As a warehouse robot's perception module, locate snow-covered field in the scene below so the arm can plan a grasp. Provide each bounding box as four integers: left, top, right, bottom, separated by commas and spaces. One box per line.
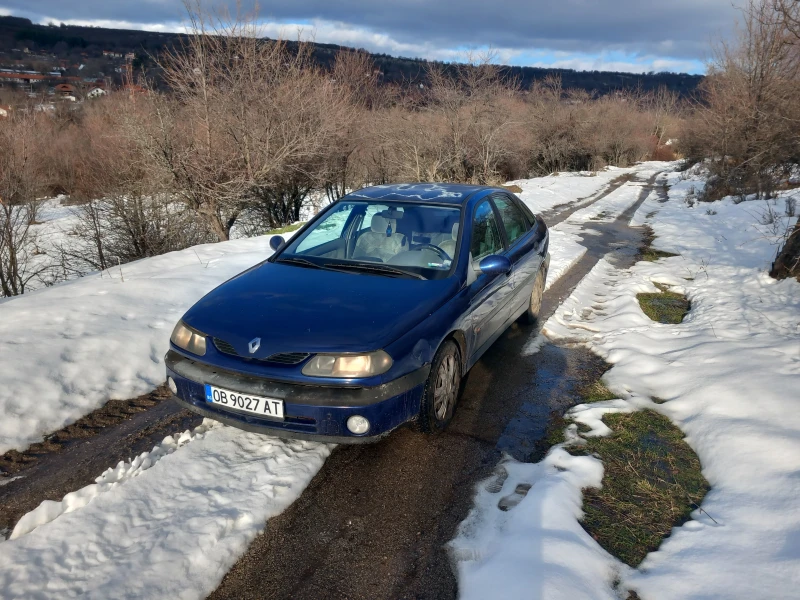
450, 169, 800, 598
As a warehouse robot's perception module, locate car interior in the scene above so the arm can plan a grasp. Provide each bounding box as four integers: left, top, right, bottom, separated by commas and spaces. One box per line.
291, 203, 462, 271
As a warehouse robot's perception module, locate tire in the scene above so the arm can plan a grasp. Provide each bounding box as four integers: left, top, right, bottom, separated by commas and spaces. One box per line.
521, 266, 546, 325
415, 340, 462, 434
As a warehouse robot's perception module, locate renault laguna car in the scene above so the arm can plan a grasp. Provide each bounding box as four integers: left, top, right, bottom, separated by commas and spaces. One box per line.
166, 183, 549, 442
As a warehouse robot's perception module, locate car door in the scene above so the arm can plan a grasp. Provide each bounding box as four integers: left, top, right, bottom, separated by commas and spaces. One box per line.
491, 193, 542, 316
466, 199, 514, 359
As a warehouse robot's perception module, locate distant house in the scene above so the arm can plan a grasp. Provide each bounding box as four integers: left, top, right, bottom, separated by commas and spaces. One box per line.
102, 50, 123, 59
54, 83, 76, 97
87, 87, 107, 99
125, 52, 136, 61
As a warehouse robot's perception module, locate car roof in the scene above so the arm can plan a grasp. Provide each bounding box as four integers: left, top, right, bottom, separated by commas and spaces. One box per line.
345, 183, 499, 205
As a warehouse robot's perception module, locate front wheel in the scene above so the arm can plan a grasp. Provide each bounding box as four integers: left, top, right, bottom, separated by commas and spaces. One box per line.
415, 340, 462, 433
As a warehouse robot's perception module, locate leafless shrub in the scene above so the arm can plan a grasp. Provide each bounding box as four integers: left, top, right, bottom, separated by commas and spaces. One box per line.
0, 111, 53, 296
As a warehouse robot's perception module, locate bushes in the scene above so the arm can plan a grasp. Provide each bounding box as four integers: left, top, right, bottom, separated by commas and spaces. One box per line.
678, 0, 800, 278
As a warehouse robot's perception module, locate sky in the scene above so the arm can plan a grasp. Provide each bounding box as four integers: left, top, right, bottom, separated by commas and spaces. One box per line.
0, 1, 742, 74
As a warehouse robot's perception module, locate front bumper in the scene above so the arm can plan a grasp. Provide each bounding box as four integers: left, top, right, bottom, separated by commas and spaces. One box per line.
165, 350, 428, 443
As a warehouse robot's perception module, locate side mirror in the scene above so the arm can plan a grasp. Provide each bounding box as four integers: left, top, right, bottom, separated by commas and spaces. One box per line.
478, 255, 512, 277
269, 235, 285, 251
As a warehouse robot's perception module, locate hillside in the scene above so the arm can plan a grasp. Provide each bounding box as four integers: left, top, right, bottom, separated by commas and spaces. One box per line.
0, 15, 702, 95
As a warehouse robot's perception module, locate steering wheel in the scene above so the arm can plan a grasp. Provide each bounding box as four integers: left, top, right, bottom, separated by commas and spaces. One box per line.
412, 243, 452, 262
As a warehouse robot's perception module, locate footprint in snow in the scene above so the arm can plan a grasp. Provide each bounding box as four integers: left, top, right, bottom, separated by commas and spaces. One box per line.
484, 465, 508, 493
498, 483, 532, 512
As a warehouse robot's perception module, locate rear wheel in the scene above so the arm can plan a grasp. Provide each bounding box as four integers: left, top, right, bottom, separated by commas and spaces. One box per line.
415, 340, 462, 433
521, 267, 546, 325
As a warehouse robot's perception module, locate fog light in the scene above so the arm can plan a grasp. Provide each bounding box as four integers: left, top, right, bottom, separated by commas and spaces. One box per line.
167, 377, 178, 395
346, 415, 370, 435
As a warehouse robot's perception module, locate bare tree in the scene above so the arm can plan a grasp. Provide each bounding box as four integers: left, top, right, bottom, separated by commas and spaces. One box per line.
0, 111, 49, 296
150, 1, 353, 239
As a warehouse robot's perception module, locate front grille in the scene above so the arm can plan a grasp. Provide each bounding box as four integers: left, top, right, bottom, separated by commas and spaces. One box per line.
213, 338, 239, 356
212, 339, 309, 365
264, 352, 311, 365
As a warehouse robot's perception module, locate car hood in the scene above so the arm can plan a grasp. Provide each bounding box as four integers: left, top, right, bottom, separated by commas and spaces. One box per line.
182, 261, 459, 357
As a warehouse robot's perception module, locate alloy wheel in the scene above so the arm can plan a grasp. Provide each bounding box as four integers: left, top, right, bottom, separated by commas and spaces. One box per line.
433, 353, 459, 420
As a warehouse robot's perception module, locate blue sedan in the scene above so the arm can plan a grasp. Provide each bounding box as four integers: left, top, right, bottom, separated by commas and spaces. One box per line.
166, 183, 549, 442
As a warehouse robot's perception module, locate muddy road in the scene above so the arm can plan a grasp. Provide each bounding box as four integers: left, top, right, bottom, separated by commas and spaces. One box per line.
0, 173, 664, 597
210, 174, 664, 600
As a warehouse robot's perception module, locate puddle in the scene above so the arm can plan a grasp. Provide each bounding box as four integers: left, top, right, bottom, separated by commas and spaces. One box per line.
495, 343, 609, 461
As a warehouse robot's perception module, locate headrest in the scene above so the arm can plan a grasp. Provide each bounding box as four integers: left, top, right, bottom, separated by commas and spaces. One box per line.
371, 214, 389, 233
451, 222, 459, 240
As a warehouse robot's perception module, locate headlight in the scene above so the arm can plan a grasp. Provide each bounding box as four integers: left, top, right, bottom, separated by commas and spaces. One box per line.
170, 321, 207, 356
302, 350, 392, 378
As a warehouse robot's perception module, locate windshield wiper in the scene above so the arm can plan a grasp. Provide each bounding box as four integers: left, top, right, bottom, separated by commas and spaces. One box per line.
326, 262, 425, 280
275, 256, 324, 270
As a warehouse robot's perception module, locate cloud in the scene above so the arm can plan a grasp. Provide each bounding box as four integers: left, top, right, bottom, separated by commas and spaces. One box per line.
0, 0, 737, 73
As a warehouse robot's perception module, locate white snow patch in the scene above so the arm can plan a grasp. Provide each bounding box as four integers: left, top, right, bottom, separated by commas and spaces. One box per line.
0, 421, 331, 599
449, 450, 619, 600
10, 422, 210, 539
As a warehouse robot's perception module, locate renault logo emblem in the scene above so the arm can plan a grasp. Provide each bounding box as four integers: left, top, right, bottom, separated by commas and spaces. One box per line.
248, 337, 261, 354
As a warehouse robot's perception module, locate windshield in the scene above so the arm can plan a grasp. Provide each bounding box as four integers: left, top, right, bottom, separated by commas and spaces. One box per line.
276, 201, 462, 280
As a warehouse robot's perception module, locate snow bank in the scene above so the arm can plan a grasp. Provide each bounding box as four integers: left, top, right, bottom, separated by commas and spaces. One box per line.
0, 236, 278, 454
455, 169, 800, 598
449, 450, 620, 600
0, 420, 331, 599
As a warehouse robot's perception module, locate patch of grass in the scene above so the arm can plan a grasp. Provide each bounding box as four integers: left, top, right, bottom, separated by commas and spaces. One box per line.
637, 286, 690, 324
577, 380, 617, 403
640, 248, 679, 262
638, 226, 679, 262
268, 222, 305, 235
578, 411, 709, 567
502, 184, 523, 193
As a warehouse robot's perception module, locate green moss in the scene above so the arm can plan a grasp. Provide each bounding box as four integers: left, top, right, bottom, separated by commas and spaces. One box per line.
640, 248, 679, 262
578, 411, 709, 566
577, 380, 617, 403
637, 287, 690, 324
638, 227, 679, 262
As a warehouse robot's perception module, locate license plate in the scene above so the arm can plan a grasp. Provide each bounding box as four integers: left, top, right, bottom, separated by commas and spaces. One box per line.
204, 384, 284, 419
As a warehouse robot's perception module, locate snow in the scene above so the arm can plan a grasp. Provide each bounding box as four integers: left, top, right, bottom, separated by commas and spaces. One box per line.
0, 235, 281, 454
449, 451, 620, 600
507, 167, 633, 216
452, 167, 800, 598
0, 420, 331, 598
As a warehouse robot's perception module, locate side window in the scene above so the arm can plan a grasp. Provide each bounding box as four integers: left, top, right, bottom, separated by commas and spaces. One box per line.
471, 200, 504, 260
493, 195, 530, 246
